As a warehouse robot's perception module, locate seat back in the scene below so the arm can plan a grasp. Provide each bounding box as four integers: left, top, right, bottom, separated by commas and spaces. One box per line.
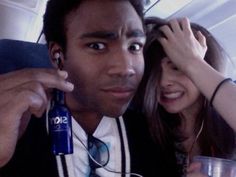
0, 39, 52, 74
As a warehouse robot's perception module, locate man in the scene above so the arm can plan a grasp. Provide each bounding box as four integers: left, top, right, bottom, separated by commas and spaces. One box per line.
0, 0, 165, 177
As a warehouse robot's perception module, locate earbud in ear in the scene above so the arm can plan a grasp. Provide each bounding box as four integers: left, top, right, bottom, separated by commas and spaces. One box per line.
54, 52, 60, 60
54, 52, 62, 69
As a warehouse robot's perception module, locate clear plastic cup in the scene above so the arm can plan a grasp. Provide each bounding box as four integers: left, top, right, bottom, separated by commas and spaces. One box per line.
193, 155, 236, 177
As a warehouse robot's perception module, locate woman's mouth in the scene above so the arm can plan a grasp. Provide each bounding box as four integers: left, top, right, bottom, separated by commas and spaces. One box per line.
161, 91, 184, 103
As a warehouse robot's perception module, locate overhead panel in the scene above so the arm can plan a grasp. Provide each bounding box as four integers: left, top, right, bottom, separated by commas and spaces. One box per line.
0, 0, 47, 42
144, 0, 193, 18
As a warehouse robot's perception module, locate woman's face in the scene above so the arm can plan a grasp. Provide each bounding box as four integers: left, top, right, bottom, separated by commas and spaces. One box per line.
157, 57, 202, 115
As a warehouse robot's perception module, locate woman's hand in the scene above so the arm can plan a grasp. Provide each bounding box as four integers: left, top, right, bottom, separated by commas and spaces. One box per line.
186, 162, 208, 177
158, 17, 207, 72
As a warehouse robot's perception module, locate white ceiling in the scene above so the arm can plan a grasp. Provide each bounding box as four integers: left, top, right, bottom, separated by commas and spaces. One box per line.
144, 0, 193, 18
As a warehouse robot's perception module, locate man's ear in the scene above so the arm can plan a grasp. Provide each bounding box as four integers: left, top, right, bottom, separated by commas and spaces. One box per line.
49, 41, 65, 69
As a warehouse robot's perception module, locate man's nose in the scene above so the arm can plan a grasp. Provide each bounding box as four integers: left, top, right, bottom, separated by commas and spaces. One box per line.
107, 50, 135, 77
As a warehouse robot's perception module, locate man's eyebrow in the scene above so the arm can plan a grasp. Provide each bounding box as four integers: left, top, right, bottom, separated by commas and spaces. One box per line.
80, 31, 118, 40
79, 29, 145, 40
127, 29, 145, 38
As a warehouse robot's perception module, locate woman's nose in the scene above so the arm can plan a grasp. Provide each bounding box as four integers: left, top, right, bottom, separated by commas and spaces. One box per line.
160, 61, 175, 88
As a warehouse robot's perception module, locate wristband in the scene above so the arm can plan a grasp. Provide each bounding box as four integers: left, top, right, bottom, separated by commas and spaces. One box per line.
210, 78, 232, 107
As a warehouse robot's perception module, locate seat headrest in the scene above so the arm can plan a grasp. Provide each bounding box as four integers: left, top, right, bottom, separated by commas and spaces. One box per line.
0, 39, 52, 74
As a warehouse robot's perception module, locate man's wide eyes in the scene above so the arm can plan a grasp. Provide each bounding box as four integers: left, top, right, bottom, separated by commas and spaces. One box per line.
129, 43, 143, 52
87, 42, 143, 53
88, 42, 106, 50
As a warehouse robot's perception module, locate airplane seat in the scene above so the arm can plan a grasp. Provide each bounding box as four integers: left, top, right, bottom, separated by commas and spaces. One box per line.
0, 39, 52, 74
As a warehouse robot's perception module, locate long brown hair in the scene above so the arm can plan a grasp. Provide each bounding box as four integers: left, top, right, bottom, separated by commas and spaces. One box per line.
133, 17, 235, 159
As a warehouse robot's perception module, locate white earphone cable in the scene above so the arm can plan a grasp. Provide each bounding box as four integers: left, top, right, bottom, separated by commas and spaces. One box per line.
75, 134, 143, 177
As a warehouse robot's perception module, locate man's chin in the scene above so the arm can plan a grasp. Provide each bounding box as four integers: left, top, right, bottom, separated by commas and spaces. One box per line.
104, 105, 129, 118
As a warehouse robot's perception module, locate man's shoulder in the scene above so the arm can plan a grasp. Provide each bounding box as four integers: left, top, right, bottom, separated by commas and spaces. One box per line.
123, 108, 145, 121
0, 115, 58, 177
122, 108, 148, 130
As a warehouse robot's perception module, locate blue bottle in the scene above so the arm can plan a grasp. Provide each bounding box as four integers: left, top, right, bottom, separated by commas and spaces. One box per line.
48, 89, 73, 155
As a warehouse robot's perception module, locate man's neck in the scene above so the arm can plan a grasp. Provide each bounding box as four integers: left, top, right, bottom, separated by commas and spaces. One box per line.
65, 93, 103, 134
71, 111, 102, 134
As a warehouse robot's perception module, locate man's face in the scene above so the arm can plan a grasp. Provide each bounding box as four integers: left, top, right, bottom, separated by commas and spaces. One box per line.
63, 0, 145, 118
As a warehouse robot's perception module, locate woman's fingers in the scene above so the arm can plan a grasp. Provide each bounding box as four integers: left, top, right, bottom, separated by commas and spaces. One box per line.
187, 162, 208, 177
197, 31, 207, 48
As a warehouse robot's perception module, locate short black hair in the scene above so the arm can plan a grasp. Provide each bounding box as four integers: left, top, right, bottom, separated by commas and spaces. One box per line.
43, 0, 144, 51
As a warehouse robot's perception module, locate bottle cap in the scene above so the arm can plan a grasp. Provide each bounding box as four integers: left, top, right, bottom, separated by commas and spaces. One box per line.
53, 89, 65, 104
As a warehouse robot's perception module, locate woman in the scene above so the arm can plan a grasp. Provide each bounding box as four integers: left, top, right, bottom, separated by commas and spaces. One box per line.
133, 17, 236, 176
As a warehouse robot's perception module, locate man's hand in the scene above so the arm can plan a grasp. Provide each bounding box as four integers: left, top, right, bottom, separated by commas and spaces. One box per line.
0, 68, 74, 167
